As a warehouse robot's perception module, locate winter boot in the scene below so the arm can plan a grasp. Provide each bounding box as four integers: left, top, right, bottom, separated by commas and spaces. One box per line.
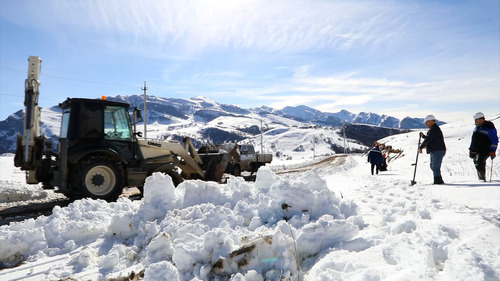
477, 171, 486, 181
433, 176, 444, 184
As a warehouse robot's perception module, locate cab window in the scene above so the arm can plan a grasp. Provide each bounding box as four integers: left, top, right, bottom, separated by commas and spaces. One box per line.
60, 110, 70, 138
104, 106, 132, 140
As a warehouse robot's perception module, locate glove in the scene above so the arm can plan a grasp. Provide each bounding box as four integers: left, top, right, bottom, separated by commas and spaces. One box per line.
469, 151, 476, 159
419, 132, 425, 138
490, 152, 496, 160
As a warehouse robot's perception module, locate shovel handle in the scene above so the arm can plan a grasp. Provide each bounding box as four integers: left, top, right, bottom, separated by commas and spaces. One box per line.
411, 135, 422, 184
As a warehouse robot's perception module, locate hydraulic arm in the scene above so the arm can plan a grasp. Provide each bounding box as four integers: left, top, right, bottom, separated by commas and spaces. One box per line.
14, 56, 43, 183
24, 56, 41, 160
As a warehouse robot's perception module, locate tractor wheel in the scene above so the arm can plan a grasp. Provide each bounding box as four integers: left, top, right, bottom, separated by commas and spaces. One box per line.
73, 156, 125, 201
233, 165, 241, 177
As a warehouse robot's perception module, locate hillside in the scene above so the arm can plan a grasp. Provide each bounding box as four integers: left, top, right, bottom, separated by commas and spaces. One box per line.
0, 95, 429, 156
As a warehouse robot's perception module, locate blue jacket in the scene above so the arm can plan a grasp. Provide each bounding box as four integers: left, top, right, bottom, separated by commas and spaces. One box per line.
469, 121, 498, 154
368, 146, 383, 165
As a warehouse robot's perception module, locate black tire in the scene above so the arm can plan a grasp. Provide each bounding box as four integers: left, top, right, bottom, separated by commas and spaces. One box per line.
233, 165, 241, 177
250, 162, 265, 176
72, 155, 125, 201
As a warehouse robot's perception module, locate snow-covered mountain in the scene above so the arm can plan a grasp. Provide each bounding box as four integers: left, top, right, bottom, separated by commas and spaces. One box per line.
277, 105, 433, 129
0, 95, 430, 155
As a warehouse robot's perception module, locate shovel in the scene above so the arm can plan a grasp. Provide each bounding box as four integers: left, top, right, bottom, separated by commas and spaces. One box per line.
411, 134, 422, 186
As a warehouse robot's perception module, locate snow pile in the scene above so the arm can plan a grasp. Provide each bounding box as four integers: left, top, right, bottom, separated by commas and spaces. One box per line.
0, 168, 360, 280
0, 154, 66, 204
0, 183, 50, 203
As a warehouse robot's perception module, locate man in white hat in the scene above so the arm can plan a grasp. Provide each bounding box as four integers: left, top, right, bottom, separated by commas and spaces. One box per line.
419, 115, 446, 184
469, 112, 498, 181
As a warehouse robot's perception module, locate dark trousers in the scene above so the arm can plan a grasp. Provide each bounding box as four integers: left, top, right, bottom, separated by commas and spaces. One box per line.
473, 152, 489, 173
371, 164, 379, 175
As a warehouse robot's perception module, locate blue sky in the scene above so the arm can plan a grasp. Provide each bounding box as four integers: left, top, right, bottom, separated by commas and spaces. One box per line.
1, 0, 499, 122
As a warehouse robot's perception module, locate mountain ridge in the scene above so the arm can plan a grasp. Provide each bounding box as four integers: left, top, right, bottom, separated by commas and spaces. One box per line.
108, 95, 436, 128
0, 94, 434, 155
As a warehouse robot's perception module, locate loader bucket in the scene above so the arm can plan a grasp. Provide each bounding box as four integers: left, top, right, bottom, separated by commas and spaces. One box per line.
203, 153, 231, 182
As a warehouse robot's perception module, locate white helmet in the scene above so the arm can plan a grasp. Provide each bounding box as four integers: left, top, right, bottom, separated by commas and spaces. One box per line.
473, 112, 485, 120
424, 115, 435, 122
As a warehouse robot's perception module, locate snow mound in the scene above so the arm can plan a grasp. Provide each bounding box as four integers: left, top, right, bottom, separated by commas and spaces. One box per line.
0, 182, 50, 203
0, 168, 359, 280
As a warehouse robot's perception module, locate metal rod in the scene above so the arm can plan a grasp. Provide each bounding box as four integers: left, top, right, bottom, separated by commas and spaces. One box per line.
490, 158, 494, 182
411, 135, 422, 185
142, 81, 148, 139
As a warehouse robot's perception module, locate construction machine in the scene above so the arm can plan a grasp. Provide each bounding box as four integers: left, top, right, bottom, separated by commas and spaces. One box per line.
231, 144, 273, 176
14, 56, 234, 201
204, 144, 273, 176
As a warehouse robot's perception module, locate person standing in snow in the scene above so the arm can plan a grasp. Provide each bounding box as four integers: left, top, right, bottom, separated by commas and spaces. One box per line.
367, 143, 383, 175
469, 112, 498, 181
379, 153, 388, 171
419, 115, 446, 184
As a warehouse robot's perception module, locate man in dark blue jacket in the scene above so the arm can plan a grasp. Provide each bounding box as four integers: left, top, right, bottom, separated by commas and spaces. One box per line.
419, 115, 446, 184
367, 144, 383, 175
469, 112, 498, 181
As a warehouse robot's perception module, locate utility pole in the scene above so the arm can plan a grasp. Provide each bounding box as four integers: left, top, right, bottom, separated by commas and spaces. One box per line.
260, 117, 264, 153
343, 124, 347, 154
142, 81, 148, 139
313, 136, 316, 159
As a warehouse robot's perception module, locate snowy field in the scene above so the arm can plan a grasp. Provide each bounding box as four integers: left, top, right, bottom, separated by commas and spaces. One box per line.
0, 119, 499, 281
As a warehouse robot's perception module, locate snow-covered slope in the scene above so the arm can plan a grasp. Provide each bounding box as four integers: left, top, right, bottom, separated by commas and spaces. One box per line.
0, 95, 428, 154
0, 115, 498, 280
379, 118, 499, 179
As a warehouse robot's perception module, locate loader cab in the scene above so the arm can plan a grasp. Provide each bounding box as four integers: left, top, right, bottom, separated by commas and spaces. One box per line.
58, 98, 138, 167
59, 98, 133, 141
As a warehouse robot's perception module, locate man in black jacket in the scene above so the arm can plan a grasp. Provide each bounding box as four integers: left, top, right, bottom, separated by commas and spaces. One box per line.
367, 144, 383, 175
469, 112, 498, 181
419, 115, 447, 184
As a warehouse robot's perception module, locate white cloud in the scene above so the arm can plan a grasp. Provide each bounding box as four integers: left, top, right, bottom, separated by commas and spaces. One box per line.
1, 0, 410, 56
